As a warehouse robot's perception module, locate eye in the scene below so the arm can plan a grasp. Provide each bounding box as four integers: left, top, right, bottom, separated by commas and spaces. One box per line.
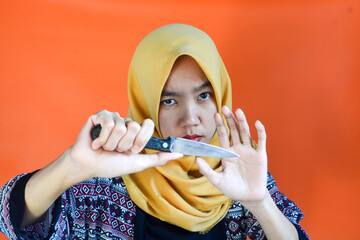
161, 99, 176, 106
198, 92, 211, 100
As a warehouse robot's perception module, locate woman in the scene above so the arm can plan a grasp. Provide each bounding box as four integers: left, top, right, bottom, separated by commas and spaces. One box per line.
0, 24, 309, 239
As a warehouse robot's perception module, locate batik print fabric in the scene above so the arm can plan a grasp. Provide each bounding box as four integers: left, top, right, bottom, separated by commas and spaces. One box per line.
0, 172, 309, 240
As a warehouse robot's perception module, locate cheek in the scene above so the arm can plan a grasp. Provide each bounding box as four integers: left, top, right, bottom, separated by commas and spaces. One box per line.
158, 108, 175, 138
208, 108, 217, 130
203, 101, 218, 130
158, 109, 166, 137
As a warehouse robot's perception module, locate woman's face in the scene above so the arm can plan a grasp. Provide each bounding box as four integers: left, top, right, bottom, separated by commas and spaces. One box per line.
158, 56, 217, 144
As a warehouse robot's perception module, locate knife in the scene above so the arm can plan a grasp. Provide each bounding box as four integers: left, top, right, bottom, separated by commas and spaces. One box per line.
90, 125, 238, 158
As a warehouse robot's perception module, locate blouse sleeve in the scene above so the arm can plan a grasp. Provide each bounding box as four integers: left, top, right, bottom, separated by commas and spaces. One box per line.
0, 172, 63, 240
244, 171, 310, 240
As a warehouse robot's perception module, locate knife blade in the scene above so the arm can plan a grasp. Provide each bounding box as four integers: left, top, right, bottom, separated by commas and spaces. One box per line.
91, 125, 238, 158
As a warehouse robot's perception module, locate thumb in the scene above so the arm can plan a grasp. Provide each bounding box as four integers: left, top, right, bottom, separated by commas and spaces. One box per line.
153, 152, 184, 166
133, 152, 183, 172
75, 116, 94, 147
196, 157, 221, 187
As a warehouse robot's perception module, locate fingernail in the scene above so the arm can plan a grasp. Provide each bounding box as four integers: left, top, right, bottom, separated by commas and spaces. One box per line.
92, 142, 99, 150
174, 153, 184, 158
222, 106, 230, 113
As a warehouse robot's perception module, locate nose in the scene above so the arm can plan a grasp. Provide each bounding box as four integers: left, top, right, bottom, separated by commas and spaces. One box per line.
180, 102, 200, 128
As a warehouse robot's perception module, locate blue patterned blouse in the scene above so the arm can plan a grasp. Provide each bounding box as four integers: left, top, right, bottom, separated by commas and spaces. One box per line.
0, 171, 309, 239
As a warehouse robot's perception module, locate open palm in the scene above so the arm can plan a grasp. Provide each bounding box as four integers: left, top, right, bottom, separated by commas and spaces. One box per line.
197, 106, 268, 204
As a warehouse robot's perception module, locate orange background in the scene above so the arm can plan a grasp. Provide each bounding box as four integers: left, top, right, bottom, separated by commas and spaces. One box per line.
0, 0, 359, 239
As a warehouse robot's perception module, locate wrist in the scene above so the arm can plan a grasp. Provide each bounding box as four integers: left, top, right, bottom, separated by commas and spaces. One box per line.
241, 191, 299, 240
64, 146, 96, 187
241, 191, 273, 215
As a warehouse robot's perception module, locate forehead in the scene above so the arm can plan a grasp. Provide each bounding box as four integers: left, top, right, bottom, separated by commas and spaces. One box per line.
162, 55, 213, 92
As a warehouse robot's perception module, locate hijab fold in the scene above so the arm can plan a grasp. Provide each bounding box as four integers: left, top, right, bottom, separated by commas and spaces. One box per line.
123, 24, 233, 232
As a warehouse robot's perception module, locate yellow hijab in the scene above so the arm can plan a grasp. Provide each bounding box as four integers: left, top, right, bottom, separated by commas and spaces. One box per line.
123, 24, 233, 232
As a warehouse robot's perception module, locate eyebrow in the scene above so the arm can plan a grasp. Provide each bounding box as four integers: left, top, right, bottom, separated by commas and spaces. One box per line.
161, 81, 212, 97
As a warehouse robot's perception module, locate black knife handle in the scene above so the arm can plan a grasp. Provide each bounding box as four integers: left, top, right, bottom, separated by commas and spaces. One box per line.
91, 124, 102, 140
144, 136, 175, 152
90, 124, 174, 152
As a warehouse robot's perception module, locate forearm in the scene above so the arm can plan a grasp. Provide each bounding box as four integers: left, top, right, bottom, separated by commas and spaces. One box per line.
243, 191, 299, 240
22, 147, 89, 227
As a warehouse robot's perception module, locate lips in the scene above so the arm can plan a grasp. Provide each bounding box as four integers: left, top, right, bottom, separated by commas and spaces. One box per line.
182, 135, 202, 142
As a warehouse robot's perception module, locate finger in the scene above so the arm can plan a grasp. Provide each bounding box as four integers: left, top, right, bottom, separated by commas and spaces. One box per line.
102, 118, 127, 151
236, 109, 251, 137
91, 114, 115, 150
255, 120, 266, 151
221, 106, 241, 145
234, 108, 251, 146
116, 121, 141, 152
134, 152, 183, 172
215, 113, 230, 149
131, 119, 154, 153
197, 157, 221, 187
